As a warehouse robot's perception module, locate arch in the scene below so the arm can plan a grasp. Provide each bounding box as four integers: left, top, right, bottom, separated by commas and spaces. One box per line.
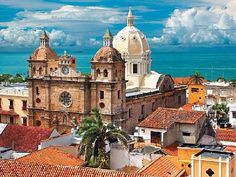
104, 69, 108, 77
38, 67, 43, 75
96, 68, 100, 77
33, 67, 36, 74
63, 114, 67, 124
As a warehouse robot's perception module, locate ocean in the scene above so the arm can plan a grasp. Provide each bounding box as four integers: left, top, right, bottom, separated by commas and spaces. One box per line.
0, 50, 236, 81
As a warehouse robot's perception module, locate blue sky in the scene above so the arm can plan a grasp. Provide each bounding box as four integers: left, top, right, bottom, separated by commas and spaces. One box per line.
0, 0, 236, 52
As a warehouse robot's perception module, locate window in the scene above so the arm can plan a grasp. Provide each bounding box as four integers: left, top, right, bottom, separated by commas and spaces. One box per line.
152, 102, 155, 111
178, 95, 181, 105
206, 168, 215, 177
39, 67, 43, 75
100, 91, 104, 99
36, 87, 39, 95
141, 105, 145, 115
10, 117, 14, 124
233, 112, 236, 118
182, 132, 191, 136
63, 115, 67, 124
96, 69, 100, 77
0, 98, 1, 108
23, 117, 27, 126
9, 99, 14, 109
59, 91, 72, 107
133, 64, 138, 74
33, 67, 36, 74
128, 108, 132, 118
35, 120, 41, 126
104, 69, 108, 77
118, 90, 120, 99
199, 97, 202, 99
191, 88, 199, 93
22, 100, 27, 110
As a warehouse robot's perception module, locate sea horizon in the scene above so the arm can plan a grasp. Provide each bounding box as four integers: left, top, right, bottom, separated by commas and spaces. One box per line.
0, 48, 236, 81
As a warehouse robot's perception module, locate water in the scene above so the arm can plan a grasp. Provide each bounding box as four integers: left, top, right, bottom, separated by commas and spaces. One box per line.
0, 51, 236, 81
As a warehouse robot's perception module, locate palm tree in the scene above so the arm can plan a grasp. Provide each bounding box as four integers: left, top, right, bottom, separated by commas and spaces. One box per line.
190, 71, 205, 85
77, 109, 130, 169
212, 103, 229, 123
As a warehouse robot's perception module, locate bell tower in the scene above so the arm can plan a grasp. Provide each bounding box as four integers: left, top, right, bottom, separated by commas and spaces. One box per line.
90, 29, 126, 127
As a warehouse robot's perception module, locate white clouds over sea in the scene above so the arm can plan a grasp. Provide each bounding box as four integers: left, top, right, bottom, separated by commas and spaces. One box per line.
151, 0, 236, 45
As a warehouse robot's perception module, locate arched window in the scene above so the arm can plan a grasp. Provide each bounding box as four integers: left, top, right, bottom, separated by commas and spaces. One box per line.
63, 115, 67, 124
96, 69, 100, 77
104, 69, 108, 77
36, 87, 39, 95
33, 67, 36, 74
38, 67, 42, 75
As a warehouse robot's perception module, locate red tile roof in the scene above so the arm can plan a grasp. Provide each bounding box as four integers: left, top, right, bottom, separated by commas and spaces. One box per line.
162, 143, 179, 156
0, 160, 153, 177
0, 124, 53, 152
138, 156, 185, 177
173, 77, 207, 85
0, 110, 18, 116
216, 128, 236, 142
138, 108, 206, 129
18, 146, 84, 166
224, 146, 236, 152
181, 102, 204, 111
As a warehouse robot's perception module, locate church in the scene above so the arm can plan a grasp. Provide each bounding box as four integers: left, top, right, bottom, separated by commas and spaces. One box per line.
28, 9, 186, 133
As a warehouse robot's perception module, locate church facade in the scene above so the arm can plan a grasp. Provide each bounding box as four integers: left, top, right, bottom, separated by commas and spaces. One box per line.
28, 10, 186, 133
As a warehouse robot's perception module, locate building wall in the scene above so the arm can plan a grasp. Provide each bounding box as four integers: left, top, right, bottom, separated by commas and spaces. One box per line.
124, 87, 186, 133
188, 84, 206, 104
192, 156, 233, 177
0, 91, 28, 125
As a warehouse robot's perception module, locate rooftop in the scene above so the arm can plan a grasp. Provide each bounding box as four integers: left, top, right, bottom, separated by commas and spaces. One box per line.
18, 146, 84, 167
0, 83, 28, 97
195, 149, 234, 159
179, 143, 224, 151
216, 128, 236, 142
0, 160, 153, 177
204, 81, 231, 87
0, 124, 54, 153
138, 156, 185, 177
138, 107, 206, 129
173, 76, 208, 85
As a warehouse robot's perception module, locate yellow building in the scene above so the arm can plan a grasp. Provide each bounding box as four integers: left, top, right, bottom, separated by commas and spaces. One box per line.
192, 149, 236, 177
0, 84, 28, 125
188, 84, 206, 104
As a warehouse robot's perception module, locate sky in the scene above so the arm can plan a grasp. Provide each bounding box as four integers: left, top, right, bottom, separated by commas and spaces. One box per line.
0, 0, 236, 52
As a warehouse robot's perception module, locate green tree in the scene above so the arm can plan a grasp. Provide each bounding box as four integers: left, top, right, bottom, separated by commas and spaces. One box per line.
190, 71, 205, 85
212, 103, 229, 123
77, 109, 130, 169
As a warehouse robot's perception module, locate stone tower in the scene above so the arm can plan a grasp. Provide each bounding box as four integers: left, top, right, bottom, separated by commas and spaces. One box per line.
91, 29, 126, 126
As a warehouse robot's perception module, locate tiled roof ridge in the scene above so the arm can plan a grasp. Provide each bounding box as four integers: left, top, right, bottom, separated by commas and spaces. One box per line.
18, 146, 79, 161
137, 156, 163, 174
0, 159, 154, 177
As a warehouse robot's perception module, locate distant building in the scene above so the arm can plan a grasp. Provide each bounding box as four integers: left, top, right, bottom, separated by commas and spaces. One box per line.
0, 83, 28, 125
204, 80, 236, 105
28, 10, 186, 133
136, 108, 207, 147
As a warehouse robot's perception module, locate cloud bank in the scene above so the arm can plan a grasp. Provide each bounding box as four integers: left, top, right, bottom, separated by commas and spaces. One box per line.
151, 0, 236, 45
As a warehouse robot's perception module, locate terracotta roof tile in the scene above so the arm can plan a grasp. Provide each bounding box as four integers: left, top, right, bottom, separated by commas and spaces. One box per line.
138, 108, 206, 129
173, 77, 207, 85
138, 156, 185, 177
162, 143, 179, 156
18, 146, 84, 166
0, 160, 153, 177
216, 128, 236, 142
0, 124, 53, 152
224, 146, 236, 152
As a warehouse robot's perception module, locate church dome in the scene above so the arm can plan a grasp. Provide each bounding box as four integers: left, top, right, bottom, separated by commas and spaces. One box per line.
31, 47, 57, 60
31, 31, 57, 60
93, 46, 122, 62
92, 29, 123, 63
113, 9, 150, 56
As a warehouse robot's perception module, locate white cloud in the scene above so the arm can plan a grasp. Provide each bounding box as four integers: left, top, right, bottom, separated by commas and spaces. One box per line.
0, 28, 78, 47
0, 5, 126, 48
88, 38, 101, 46
152, 0, 236, 45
